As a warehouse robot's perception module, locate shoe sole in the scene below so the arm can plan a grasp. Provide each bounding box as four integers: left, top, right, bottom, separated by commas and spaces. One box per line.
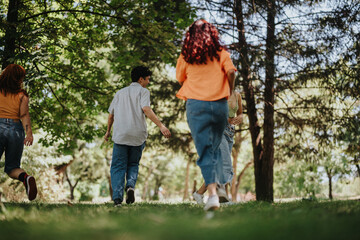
219, 196, 230, 203
27, 176, 37, 201
204, 205, 220, 211
126, 189, 135, 204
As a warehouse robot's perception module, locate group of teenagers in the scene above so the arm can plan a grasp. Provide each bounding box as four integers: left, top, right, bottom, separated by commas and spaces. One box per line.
0, 20, 242, 211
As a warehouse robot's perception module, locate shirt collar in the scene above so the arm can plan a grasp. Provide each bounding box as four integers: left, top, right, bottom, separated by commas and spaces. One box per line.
130, 82, 141, 87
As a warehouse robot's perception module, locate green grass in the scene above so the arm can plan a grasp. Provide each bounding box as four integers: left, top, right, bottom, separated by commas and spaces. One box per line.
1, 200, 359, 240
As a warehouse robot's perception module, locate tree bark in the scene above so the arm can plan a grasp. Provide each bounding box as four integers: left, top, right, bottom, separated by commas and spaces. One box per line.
192, 179, 197, 194
354, 155, 360, 177
108, 175, 113, 200
65, 169, 79, 201
259, 0, 276, 202
153, 177, 164, 200
234, 161, 253, 201
141, 165, 154, 200
234, 0, 263, 202
183, 157, 191, 200
326, 168, 333, 200
2, 0, 19, 69
356, 164, 360, 178
234, 0, 276, 202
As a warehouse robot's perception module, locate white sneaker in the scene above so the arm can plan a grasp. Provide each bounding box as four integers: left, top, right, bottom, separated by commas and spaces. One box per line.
192, 192, 204, 205
217, 185, 230, 203
204, 195, 220, 211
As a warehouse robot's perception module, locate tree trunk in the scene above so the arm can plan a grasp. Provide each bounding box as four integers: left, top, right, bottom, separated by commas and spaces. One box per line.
356, 164, 360, 178
183, 157, 191, 201
354, 155, 360, 177
65, 169, 79, 201
153, 179, 160, 200
233, 161, 253, 201
141, 165, 154, 200
108, 175, 113, 200
2, 0, 19, 69
192, 179, 197, 194
259, 0, 276, 202
234, 0, 264, 202
326, 168, 333, 200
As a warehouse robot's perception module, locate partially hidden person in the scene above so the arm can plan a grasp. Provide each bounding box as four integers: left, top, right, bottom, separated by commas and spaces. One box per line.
193, 90, 243, 204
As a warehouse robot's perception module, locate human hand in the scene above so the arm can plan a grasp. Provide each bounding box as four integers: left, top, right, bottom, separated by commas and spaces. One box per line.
104, 131, 111, 142
229, 115, 243, 125
160, 125, 171, 138
24, 134, 33, 146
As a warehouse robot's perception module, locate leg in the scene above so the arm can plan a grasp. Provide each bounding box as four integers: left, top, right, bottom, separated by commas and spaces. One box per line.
204, 183, 220, 211
125, 142, 145, 204
110, 143, 128, 203
3, 122, 24, 176
186, 99, 228, 211
196, 183, 207, 195
7, 168, 25, 179
125, 142, 145, 189
0, 130, 25, 179
193, 182, 206, 204
186, 99, 228, 187
218, 123, 235, 185
225, 183, 229, 196
2, 122, 37, 201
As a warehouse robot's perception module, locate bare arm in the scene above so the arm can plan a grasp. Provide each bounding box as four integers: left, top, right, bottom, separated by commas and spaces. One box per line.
229, 92, 243, 125
227, 69, 235, 94
236, 92, 243, 124
19, 95, 33, 146
104, 114, 114, 142
142, 106, 171, 138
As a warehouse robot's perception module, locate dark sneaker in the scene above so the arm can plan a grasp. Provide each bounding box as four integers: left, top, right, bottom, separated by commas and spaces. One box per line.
126, 187, 135, 204
24, 175, 37, 201
114, 198, 122, 207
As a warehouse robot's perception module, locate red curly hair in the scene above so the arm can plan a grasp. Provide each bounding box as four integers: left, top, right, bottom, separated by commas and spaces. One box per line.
181, 20, 224, 64
0, 64, 28, 96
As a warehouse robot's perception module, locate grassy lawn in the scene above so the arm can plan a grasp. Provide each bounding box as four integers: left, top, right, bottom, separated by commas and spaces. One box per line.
0, 200, 359, 240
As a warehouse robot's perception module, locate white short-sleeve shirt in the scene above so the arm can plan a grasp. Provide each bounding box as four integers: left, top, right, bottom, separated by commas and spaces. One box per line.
108, 82, 150, 146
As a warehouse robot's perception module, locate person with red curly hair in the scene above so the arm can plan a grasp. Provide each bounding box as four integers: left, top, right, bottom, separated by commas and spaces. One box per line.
176, 20, 236, 211
0, 64, 37, 201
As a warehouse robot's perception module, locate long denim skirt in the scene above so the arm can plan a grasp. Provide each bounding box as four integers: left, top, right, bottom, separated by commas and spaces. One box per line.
186, 98, 228, 186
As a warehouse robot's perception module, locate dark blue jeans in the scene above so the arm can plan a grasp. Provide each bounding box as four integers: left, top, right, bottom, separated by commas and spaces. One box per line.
186, 98, 228, 186
0, 118, 25, 174
110, 142, 146, 201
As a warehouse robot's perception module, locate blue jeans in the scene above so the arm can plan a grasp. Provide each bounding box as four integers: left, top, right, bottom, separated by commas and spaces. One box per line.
0, 118, 25, 174
186, 99, 228, 186
110, 142, 146, 201
217, 123, 235, 185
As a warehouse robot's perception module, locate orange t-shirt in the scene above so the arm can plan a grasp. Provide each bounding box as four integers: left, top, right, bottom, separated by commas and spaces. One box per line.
0, 91, 22, 119
176, 49, 236, 101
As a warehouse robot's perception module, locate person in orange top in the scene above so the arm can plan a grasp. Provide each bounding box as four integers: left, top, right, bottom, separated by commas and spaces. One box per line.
0, 64, 37, 201
176, 19, 236, 211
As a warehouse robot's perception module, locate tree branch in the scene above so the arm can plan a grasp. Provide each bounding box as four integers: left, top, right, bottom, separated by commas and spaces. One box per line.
18, 9, 127, 23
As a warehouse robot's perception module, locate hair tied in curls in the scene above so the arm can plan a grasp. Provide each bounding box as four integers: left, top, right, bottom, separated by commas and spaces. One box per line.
181, 19, 223, 65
